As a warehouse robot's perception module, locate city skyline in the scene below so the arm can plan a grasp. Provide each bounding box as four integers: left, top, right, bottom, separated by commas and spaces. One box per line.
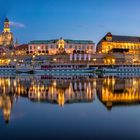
1, 0, 140, 44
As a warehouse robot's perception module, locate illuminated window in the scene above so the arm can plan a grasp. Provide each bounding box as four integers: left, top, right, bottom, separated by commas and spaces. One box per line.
57, 39, 65, 49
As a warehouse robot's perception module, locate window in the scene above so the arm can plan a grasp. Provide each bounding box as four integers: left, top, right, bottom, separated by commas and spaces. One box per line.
51, 45, 53, 48
83, 46, 85, 49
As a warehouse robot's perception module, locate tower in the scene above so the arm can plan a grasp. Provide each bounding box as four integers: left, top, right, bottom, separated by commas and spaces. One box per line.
3, 17, 10, 33
0, 17, 14, 47
57, 37, 65, 54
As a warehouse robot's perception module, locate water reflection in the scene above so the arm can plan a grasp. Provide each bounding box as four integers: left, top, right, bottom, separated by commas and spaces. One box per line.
28, 76, 95, 106
0, 74, 140, 123
97, 77, 140, 109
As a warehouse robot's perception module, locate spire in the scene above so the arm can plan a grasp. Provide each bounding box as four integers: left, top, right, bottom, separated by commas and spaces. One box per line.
14, 38, 19, 48
5, 17, 9, 22
15, 38, 19, 44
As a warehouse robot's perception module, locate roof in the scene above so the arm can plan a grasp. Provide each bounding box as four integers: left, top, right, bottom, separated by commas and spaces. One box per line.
15, 44, 28, 50
99, 32, 140, 43
112, 35, 140, 42
66, 39, 94, 44
29, 39, 94, 45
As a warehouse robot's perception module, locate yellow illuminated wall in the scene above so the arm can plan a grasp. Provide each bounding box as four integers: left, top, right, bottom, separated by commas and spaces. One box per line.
0, 18, 13, 47
57, 39, 65, 49
3, 21, 10, 33
98, 41, 140, 54
0, 59, 11, 65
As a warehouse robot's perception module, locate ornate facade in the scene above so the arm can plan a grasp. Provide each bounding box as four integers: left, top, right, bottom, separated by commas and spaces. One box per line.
28, 38, 95, 55
96, 32, 140, 54
0, 17, 14, 47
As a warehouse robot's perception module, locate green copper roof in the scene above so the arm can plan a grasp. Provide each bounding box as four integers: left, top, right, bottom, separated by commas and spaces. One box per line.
29, 40, 56, 44
65, 39, 94, 44
29, 39, 94, 45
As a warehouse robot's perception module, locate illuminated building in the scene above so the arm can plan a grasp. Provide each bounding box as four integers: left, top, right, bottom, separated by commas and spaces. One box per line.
0, 17, 14, 47
28, 38, 95, 55
96, 32, 140, 54
15, 44, 28, 55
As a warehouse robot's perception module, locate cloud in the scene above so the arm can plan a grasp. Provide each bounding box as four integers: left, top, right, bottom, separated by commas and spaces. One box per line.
10, 21, 25, 28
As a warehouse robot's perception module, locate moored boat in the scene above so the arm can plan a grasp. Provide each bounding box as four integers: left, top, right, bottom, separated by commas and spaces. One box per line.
34, 63, 96, 73
16, 63, 34, 73
101, 65, 140, 73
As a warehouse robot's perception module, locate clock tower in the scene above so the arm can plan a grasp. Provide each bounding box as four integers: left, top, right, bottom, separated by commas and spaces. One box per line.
3, 17, 10, 33
0, 17, 14, 47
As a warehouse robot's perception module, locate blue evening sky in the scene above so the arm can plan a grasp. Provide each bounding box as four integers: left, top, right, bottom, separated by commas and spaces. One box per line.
1, 0, 140, 44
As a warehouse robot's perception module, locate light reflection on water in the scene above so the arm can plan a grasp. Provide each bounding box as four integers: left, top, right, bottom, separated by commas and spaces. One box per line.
1, 74, 140, 139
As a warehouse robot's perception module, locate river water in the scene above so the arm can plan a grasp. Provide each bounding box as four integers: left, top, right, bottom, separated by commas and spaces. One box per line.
0, 74, 140, 139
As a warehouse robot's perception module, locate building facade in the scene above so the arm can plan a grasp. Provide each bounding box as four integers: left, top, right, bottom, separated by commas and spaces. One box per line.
28, 38, 95, 55
0, 18, 14, 47
15, 44, 28, 55
96, 32, 140, 54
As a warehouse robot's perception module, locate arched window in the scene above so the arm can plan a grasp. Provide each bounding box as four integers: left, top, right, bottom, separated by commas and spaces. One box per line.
73, 50, 76, 54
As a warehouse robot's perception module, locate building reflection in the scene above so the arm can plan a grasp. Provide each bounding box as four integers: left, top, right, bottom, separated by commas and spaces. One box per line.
1, 74, 140, 123
97, 77, 140, 110
0, 94, 13, 123
0, 75, 96, 123
28, 77, 95, 106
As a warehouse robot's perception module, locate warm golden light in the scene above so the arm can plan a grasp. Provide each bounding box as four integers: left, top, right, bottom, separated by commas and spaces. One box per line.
53, 58, 57, 61
57, 38, 65, 49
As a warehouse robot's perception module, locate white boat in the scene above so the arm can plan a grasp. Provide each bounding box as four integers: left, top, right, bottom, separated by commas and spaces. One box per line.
16, 63, 34, 73
34, 63, 95, 73
102, 72, 140, 78
102, 65, 140, 73
102, 67, 118, 73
